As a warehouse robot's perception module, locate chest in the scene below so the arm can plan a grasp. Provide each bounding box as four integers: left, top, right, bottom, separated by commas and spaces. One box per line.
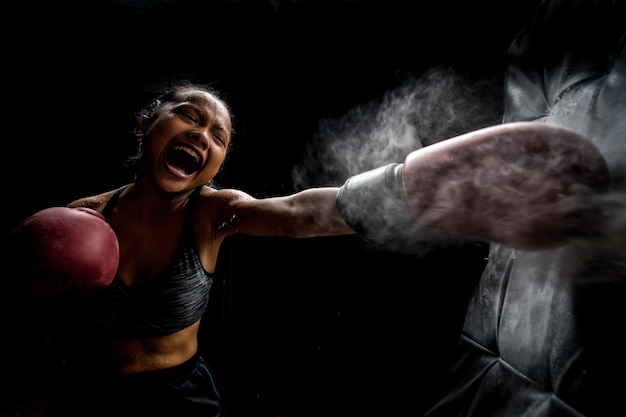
115, 217, 187, 287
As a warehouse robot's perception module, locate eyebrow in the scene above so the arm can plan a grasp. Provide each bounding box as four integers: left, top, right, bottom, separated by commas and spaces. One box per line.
182, 94, 229, 115
179, 99, 231, 138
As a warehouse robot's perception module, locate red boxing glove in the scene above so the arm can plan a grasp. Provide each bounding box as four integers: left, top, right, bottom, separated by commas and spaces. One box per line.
10, 207, 120, 299
337, 121, 610, 250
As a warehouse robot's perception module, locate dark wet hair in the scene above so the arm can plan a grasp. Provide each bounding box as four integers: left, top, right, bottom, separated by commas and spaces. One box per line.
140, 82, 233, 121
125, 82, 235, 182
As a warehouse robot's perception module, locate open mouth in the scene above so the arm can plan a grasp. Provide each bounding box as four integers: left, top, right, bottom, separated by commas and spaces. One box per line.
166, 144, 203, 176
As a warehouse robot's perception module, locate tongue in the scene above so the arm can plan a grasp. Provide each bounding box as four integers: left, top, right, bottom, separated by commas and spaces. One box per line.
168, 149, 197, 175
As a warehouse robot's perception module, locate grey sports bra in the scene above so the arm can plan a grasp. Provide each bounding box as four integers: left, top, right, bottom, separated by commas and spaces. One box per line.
87, 185, 213, 339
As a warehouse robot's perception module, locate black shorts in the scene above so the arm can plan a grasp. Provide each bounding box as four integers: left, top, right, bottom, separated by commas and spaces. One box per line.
42, 353, 221, 417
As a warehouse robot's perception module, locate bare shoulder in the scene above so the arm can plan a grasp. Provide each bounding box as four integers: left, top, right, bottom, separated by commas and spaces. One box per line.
194, 186, 259, 235
66, 189, 120, 212
198, 186, 255, 205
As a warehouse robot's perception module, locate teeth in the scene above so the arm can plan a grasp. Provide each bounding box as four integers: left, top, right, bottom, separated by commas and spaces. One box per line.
172, 145, 200, 163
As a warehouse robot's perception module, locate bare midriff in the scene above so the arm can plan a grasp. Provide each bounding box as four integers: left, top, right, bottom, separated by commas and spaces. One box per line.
95, 321, 201, 374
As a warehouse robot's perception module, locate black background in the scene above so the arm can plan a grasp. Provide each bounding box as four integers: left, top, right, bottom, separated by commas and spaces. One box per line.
3, 1, 542, 416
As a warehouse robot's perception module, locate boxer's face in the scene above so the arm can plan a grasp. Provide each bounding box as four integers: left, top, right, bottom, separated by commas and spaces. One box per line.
138, 89, 232, 191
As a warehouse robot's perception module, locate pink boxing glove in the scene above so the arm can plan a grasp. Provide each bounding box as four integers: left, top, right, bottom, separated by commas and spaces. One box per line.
337, 121, 610, 250
10, 206, 120, 299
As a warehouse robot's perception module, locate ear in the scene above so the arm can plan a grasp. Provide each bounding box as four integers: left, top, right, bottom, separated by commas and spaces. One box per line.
136, 115, 150, 136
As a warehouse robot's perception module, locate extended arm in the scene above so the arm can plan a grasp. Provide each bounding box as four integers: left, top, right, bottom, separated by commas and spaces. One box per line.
209, 187, 355, 239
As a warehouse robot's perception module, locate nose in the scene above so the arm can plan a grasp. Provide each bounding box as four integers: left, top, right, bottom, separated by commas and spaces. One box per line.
189, 129, 210, 150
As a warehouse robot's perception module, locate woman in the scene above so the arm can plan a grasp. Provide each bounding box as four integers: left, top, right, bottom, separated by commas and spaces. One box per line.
16, 81, 607, 417
35, 82, 355, 417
